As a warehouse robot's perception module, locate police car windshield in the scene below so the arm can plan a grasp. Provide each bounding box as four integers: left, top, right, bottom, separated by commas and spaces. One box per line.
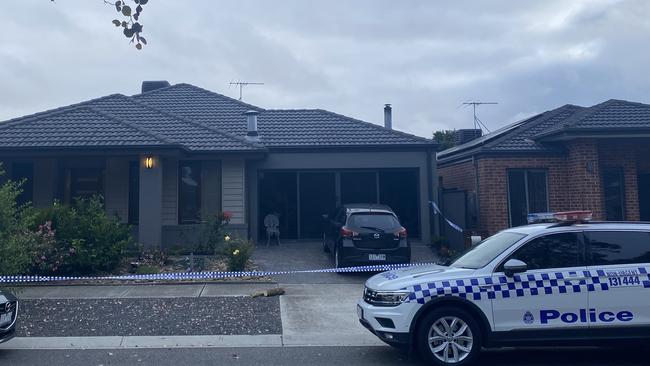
446, 232, 527, 269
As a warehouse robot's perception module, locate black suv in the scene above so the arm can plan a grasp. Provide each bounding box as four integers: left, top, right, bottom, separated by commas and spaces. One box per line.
0, 289, 17, 344
322, 204, 411, 268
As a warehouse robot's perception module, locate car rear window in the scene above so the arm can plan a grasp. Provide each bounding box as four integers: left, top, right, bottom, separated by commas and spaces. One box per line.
587, 231, 650, 266
347, 213, 401, 231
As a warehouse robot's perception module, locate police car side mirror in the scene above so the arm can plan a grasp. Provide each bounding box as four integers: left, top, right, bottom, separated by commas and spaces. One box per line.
503, 259, 527, 277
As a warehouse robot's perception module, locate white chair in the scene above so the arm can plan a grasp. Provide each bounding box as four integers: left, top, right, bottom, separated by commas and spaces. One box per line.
264, 214, 280, 247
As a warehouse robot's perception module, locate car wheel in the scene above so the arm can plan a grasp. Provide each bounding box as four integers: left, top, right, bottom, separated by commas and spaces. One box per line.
416, 307, 482, 366
322, 233, 330, 253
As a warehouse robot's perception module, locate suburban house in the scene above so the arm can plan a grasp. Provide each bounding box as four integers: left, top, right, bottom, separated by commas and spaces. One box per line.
438, 99, 650, 245
0, 81, 438, 248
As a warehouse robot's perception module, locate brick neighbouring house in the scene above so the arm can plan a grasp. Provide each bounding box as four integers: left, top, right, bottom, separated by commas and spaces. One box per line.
437, 99, 650, 243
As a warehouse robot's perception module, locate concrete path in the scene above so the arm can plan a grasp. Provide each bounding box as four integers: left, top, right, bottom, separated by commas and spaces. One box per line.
253, 242, 437, 284
279, 284, 383, 346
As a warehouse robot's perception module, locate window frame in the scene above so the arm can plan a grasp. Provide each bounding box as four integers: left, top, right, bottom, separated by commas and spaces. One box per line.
493, 230, 586, 273
584, 229, 650, 266
178, 160, 203, 225
506, 168, 550, 227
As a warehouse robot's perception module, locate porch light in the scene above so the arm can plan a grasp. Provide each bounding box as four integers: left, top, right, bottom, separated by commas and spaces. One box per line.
144, 156, 154, 169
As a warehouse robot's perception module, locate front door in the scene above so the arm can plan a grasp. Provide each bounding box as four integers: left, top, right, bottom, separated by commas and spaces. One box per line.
491, 232, 589, 332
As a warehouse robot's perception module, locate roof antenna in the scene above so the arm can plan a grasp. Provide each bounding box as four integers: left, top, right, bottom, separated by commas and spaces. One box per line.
461, 101, 498, 133
229, 81, 264, 101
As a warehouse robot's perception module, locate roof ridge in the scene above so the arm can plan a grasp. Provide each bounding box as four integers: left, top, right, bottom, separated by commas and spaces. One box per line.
483, 104, 583, 149
0, 93, 125, 130
126, 95, 267, 150
133, 83, 266, 112
313, 109, 435, 144
85, 102, 179, 147
532, 100, 616, 140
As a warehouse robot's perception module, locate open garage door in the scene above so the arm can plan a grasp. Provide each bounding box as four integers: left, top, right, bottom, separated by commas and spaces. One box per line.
258, 169, 421, 241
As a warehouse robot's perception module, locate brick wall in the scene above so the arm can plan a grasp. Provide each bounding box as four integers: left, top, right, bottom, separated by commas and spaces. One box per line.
566, 139, 604, 219
439, 138, 650, 236
438, 159, 476, 193
476, 156, 569, 235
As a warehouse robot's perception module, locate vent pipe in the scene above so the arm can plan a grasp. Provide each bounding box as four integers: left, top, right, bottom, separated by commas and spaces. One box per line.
245, 110, 260, 142
384, 104, 392, 130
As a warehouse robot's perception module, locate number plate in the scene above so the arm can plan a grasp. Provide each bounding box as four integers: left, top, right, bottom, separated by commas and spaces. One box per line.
0, 312, 12, 327
357, 304, 364, 320
369, 254, 386, 261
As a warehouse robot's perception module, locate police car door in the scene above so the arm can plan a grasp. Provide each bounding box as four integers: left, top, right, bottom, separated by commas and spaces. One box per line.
585, 230, 650, 328
491, 232, 588, 332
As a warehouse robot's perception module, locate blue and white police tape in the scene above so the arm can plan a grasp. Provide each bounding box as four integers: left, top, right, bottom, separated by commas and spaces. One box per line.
0, 262, 436, 284
430, 201, 463, 232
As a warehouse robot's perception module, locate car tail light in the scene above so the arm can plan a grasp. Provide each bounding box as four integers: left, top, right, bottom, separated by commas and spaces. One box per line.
394, 227, 407, 239
341, 226, 359, 238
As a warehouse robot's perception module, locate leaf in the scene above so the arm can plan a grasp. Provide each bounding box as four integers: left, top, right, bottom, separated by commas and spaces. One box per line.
115, 1, 122, 12
131, 22, 143, 33
112, 19, 121, 27
139, 36, 147, 45
136, 5, 143, 13
133, 13, 139, 21
123, 27, 135, 38
139, 0, 148, 4
136, 43, 142, 50
121, 5, 132, 16
121, 21, 127, 28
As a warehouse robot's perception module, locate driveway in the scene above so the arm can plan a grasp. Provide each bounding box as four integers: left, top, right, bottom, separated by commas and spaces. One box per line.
252, 241, 437, 284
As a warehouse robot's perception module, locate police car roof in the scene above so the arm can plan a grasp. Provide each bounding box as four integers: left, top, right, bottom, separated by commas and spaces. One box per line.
503, 221, 650, 236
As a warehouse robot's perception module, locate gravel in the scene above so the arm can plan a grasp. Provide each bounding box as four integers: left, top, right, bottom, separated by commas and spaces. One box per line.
16, 297, 282, 337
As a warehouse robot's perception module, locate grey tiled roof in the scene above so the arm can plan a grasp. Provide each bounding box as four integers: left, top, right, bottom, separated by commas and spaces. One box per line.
438, 104, 583, 162
0, 104, 167, 149
134, 83, 434, 148
535, 99, 650, 139
88, 94, 263, 151
439, 98, 650, 163
0, 82, 433, 151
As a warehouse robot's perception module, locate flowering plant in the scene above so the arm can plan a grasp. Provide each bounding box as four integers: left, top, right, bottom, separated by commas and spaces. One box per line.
223, 237, 253, 272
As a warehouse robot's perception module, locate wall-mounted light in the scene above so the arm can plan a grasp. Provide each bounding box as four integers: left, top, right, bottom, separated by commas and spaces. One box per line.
144, 156, 154, 169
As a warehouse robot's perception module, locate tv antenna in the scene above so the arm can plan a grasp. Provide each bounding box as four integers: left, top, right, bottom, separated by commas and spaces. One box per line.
461, 101, 497, 133
229, 81, 264, 101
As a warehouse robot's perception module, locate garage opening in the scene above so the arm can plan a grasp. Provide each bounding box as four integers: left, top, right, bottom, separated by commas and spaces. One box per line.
258, 169, 420, 240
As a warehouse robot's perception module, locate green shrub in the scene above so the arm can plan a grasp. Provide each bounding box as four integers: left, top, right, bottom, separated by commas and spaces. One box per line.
196, 211, 232, 255
222, 237, 253, 272
31, 196, 132, 275
0, 165, 33, 275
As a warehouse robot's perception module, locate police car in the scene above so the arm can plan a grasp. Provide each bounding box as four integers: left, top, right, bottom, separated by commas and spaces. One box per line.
357, 211, 650, 365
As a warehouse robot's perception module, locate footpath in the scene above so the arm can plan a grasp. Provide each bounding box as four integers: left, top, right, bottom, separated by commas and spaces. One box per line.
0, 282, 383, 350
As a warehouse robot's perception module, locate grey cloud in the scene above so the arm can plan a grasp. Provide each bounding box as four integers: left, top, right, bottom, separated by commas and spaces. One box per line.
1, 0, 650, 138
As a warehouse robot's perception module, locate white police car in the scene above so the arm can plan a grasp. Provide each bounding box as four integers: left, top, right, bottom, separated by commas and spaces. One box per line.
357, 211, 650, 365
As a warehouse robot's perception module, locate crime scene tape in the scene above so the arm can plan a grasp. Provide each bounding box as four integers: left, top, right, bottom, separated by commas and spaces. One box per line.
0, 262, 437, 284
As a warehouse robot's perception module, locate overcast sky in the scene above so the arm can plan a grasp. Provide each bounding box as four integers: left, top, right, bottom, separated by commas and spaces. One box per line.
1, 0, 649, 138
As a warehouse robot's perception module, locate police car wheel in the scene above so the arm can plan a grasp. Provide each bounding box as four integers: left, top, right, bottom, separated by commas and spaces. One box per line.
417, 307, 482, 366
